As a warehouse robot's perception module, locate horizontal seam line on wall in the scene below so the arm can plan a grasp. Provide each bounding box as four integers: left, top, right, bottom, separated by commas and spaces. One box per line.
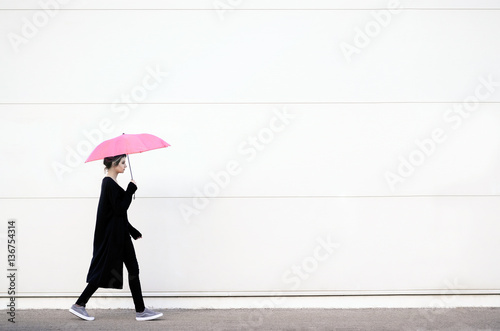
2, 292, 500, 298
2, 8, 500, 11
1, 195, 500, 200
1, 102, 500, 105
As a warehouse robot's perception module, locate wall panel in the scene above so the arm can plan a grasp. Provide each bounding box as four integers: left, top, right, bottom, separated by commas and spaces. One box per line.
1, 1, 499, 308
1, 10, 499, 103
1, 196, 499, 297
1, 104, 500, 198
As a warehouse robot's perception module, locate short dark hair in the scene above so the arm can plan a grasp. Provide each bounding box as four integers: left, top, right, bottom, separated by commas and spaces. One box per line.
103, 154, 126, 170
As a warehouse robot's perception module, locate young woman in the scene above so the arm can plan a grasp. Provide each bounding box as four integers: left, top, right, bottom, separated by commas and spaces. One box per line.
69, 154, 162, 321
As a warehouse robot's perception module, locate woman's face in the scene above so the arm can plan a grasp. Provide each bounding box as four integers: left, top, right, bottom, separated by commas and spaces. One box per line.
113, 157, 127, 173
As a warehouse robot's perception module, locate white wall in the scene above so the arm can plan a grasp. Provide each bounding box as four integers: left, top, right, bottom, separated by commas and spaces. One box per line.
1, 0, 500, 309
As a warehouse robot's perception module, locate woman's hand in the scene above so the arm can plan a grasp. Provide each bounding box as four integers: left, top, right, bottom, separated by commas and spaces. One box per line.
131, 179, 137, 186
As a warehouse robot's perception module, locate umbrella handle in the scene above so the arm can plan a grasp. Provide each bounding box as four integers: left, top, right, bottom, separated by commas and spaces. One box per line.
127, 154, 135, 200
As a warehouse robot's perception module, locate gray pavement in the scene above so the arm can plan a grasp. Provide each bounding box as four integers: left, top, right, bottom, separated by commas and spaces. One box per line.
1, 308, 500, 330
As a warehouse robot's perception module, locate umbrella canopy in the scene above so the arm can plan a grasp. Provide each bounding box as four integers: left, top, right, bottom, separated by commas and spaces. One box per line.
85, 133, 170, 163
85, 133, 170, 181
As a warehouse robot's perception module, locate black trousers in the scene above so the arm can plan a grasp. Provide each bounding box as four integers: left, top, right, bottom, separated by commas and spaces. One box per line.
76, 238, 145, 313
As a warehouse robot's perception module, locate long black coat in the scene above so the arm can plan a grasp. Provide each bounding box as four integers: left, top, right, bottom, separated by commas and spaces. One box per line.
86, 177, 142, 289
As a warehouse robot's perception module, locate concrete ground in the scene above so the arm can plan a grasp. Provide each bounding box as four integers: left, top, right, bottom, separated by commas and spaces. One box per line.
1, 308, 500, 330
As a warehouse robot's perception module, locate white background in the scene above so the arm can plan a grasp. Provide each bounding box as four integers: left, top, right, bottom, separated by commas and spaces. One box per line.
1, 0, 500, 309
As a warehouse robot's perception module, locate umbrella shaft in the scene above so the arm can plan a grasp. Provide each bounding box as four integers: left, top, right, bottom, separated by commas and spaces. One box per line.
127, 154, 134, 180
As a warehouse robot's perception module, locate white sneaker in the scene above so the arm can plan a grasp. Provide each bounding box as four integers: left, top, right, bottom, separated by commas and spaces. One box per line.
136, 307, 163, 321
69, 304, 95, 321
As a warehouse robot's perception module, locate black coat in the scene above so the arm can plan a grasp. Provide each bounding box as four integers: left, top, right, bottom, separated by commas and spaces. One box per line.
86, 177, 142, 289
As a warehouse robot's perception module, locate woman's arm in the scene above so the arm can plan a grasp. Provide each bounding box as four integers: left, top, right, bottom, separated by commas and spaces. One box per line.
128, 221, 142, 240
107, 180, 137, 215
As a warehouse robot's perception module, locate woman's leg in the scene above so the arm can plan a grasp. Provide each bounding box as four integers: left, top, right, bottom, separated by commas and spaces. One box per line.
128, 274, 145, 313
123, 237, 145, 313
75, 282, 99, 307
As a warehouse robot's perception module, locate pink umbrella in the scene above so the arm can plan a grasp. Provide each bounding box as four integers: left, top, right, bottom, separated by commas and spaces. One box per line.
85, 133, 170, 179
